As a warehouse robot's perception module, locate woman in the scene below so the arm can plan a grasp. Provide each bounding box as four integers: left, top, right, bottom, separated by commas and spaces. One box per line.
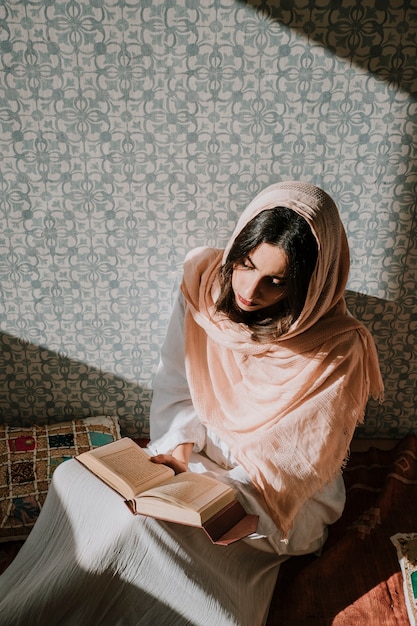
150, 180, 383, 544
0, 182, 383, 626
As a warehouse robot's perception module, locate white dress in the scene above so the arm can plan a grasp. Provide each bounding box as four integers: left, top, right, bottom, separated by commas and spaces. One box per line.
0, 292, 346, 626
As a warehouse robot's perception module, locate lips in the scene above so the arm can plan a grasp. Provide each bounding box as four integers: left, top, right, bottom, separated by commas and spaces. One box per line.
237, 294, 256, 307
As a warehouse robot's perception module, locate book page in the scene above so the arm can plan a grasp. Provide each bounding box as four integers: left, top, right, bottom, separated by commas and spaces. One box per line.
76, 438, 176, 500
99, 447, 170, 493
139, 473, 233, 513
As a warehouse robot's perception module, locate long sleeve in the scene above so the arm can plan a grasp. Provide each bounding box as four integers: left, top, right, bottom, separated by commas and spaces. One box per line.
149, 290, 207, 455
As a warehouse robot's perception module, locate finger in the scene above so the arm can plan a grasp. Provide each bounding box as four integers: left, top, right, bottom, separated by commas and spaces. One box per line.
150, 454, 166, 464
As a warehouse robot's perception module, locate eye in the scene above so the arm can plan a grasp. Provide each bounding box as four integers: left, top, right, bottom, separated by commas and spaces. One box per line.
270, 278, 287, 289
240, 258, 254, 270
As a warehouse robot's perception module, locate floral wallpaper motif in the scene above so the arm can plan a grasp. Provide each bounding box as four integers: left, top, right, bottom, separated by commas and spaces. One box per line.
0, 0, 416, 438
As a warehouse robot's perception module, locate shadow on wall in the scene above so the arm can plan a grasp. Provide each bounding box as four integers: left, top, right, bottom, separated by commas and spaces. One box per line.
240, 0, 417, 99
345, 289, 415, 438
0, 289, 413, 438
0, 332, 150, 438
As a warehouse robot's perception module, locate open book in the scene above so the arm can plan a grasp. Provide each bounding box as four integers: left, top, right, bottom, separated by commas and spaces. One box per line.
76, 437, 258, 545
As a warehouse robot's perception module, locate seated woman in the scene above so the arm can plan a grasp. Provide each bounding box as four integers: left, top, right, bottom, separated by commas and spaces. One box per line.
0, 181, 383, 626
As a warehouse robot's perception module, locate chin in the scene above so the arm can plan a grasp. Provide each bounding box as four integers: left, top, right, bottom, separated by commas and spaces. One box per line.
238, 305, 260, 313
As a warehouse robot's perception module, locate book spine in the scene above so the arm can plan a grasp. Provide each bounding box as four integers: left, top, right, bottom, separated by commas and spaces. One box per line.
202, 500, 248, 542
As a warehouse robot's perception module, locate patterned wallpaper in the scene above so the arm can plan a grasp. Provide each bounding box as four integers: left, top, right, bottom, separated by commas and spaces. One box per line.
0, 0, 416, 438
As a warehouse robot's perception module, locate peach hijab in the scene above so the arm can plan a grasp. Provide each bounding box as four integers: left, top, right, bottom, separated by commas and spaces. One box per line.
181, 182, 383, 537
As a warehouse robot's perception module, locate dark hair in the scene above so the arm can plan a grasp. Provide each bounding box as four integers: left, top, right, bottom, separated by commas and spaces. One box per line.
215, 208, 318, 342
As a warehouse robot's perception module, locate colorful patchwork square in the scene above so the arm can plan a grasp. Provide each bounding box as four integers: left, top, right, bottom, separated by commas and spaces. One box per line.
8, 436, 36, 453
11, 462, 35, 484
50, 456, 73, 474
88, 430, 115, 448
48, 433, 75, 448
11, 496, 41, 526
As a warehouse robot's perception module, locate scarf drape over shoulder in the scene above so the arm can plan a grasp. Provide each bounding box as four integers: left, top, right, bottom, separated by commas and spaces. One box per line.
181, 181, 383, 537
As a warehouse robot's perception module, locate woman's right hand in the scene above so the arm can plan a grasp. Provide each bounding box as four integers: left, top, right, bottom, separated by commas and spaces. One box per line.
150, 454, 188, 474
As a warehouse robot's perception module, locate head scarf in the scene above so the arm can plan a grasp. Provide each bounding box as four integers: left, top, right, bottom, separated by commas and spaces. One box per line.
181, 181, 383, 537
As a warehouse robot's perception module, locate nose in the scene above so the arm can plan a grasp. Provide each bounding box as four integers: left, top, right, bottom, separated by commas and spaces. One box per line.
243, 276, 261, 301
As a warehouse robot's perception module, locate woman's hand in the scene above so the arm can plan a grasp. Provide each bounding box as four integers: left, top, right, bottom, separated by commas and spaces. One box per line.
151, 442, 194, 475
151, 454, 188, 475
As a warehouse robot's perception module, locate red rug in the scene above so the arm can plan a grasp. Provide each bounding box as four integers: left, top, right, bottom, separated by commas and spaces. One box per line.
266, 434, 417, 625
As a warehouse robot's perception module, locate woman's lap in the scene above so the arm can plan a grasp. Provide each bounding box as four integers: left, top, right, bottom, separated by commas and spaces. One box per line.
0, 459, 281, 626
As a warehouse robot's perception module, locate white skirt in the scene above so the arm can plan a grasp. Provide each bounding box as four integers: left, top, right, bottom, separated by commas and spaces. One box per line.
0, 459, 283, 626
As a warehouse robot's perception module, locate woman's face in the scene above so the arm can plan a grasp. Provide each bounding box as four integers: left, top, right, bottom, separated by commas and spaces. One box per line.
232, 243, 289, 313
